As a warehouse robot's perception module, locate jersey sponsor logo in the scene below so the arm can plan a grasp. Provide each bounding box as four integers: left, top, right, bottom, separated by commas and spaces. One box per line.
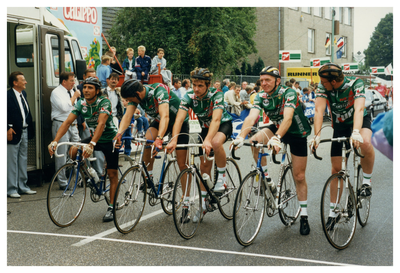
214, 97, 223, 105
263, 99, 270, 106
333, 107, 354, 123
286, 95, 295, 102
193, 100, 198, 107
260, 93, 268, 99
82, 106, 87, 113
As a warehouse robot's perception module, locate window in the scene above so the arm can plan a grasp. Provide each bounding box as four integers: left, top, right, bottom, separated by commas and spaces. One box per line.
324, 7, 332, 20
342, 37, 347, 58
313, 7, 322, 17
308, 29, 315, 53
51, 37, 75, 77
72, 40, 83, 60
325, 33, 332, 56
338, 7, 343, 23
301, 7, 311, 14
344, 7, 352, 25
15, 24, 34, 67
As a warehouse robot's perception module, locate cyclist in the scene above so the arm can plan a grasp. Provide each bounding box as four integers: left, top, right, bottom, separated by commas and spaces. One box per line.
166, 67, 233, 222
48, 77, 121, 222
310, 63, 375, 228
115, 80, 190, 187
232, 66, 311, 235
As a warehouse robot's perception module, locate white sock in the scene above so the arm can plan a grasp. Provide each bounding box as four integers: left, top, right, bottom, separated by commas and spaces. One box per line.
262, 165, 270, 179
201, 191, 207, 210
362, 172, 372, 186
217, 167, 226, 182
329, 203, 338, 217
299, 201, 308, 216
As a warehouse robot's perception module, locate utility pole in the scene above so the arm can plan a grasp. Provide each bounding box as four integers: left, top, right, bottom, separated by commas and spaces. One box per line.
331, 7, 335, 63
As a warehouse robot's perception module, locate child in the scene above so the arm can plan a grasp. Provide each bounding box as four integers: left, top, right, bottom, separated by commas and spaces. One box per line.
122, 48, 137, 81
121, 98, 136, 156
150, 48, 172, 85
135, 45, 152, 82
96, 55, 112, 88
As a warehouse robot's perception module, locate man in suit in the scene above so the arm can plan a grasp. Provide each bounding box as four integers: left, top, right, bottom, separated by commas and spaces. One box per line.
7, 71, 36, 198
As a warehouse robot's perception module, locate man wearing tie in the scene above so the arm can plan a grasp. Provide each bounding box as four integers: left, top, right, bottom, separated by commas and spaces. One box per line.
7, 71, 36, 198
50, 72, 81, 189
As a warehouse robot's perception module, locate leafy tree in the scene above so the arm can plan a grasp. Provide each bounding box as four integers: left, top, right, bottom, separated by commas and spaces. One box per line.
107, 7, 257, 75
364, 13, 393, 68
251, 57, 265, 75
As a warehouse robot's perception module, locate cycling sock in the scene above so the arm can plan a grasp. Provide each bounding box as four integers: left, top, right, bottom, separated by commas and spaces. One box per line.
262, 165, 270, 179
201, 191, 207, 210
299, 201, 308, 216
362, 172, 372, 186
148, 170, 153, 178
217, 167, 226, 181
183, 196, 190, 207
329, 203, 338, 217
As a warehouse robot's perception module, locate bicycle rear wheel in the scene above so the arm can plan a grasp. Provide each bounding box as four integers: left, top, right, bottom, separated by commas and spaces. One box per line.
47, 163, 86, 227
218, 158, 242, 220
356, 165, 371, 227
320, 173, 357, 250
233, 170, 266, 246
278, 165, 300, 226
113, 166, 147, 234
172, 168, 202, 240
104, 154, 135, 205
160, 160, 180, 215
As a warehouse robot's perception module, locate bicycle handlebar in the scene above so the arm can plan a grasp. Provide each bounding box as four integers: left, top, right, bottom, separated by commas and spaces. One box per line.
312, 137, 364, 160
54, 142, 97, 161
175, 143, 214, 162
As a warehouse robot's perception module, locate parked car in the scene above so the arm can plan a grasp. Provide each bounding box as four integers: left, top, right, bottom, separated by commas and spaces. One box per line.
365, 88, 387, 120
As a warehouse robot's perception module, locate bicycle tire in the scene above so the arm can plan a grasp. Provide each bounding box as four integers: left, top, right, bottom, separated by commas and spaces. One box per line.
47, 163, 86, 227
160, 160, 180, 215
104, 154, 134, 205
218, 158, 242, 220
320, 173, 357, 250
356, 165, 371, 227
172, 168, 202, 240
233, 170, 266, 246
278, 165, 301, 226
113, 165, 147, 234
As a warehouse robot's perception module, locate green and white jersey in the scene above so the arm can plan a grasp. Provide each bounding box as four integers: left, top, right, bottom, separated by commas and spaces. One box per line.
252, 85, 311, 138
128, 82, 188, 126
72, 96, 117, 143
179, 88, 232, 128
316, 77, 367, 130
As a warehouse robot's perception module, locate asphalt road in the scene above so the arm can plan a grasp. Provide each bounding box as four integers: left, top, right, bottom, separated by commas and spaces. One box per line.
7, 123, 393, 266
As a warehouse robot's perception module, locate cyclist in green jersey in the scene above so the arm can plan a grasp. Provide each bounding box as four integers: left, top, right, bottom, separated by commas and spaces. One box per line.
310, 63, 375, 200
166, 68, 233, 221
232, 66, 311, 235
115, 80, 190, 183
48, 77, 121, 222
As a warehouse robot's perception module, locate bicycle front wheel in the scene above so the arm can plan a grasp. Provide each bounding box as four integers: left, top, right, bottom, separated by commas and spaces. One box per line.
172, 168, 202, 240
356, 165, 370, 227
47, 163, 86, 227
233, 170, 266, 246
113, 166, 147, 234
104, 154, 135, 205
321, 173, 357, 250
160, 160, 180, 215
278, 165, 300, 226
218, 158, 242, 220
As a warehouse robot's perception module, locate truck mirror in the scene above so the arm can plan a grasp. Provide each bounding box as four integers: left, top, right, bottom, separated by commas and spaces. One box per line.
75, 59, 87, 81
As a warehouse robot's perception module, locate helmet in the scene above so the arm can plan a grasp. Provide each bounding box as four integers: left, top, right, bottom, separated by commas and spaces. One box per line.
83, 77, 101, 89
190, 68, 212, 81
260, 66, 281, 78
121, 79, 143, 101
318, 63, 343, 81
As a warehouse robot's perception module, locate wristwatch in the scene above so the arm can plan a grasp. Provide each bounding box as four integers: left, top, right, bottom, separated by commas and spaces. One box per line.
156, 136, 163, 140
90, 141, 97, 146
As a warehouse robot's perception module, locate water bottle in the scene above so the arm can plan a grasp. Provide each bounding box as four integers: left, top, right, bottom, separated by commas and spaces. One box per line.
202, 173, 214, 189
88, 167, 99, 183
267, 177, 276, 195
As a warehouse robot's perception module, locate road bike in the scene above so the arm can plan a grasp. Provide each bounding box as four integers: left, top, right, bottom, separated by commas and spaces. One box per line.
172, 143, 241, 239
47, 142, 134, 227
313, 137, 370, 250
232, 141, 300, 246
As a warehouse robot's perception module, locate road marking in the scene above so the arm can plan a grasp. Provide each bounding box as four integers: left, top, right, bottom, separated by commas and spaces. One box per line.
7, 229, 356, 266
71, 209, 165, 247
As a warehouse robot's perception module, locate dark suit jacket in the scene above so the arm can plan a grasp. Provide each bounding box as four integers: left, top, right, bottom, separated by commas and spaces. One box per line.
7, 88, 34, 144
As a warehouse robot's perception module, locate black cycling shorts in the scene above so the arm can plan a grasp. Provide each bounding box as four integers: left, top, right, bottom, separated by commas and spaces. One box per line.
262, 124, 308, 157
199, 121, 233, 143
81, 137, 119, 170
149, 120, 190, 150
331, 114, 372, 157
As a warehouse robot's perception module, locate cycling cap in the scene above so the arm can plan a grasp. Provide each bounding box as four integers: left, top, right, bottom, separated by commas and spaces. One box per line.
83, 77, 101, 89
318, 63, 343, 80
260, 66, 281, 78
191, 68, 212, 81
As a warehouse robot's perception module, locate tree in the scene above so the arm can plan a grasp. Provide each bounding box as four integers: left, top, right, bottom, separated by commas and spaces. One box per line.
106, 7, 257, 75
364, 13, 393, 68
251, 57, 265, 75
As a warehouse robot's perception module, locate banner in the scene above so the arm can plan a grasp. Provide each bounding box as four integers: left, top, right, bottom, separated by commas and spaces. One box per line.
385, 63, 393, 76
341, 63, 359, 73
369, 66, 385, 74
310, 57, 331, 68
279, 50, 301, 63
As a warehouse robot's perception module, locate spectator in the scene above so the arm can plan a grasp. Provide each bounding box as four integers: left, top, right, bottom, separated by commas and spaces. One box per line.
135, 105, 150, 137
150, 48, 172, 85
285, 80, 291, 87
294, 81, 302, 95
135, 45, 152, 83
222, 78, 230, 94
50, 72, 81, 190
179, 78, 191, 98
102, 72, 124, 129
375, 82, 388, 100
171, 78, 182, 99
7, 71, 36, 198
97, 55, 112, 88
240, 81, 248, 93
289, 78, 296, 89
107, 47, 123, 75
240, 85, 252, 110
120, 98, 135, 156
213, 80, 221, 91
224, 83, 243, 116
250, 86, 260, 105
122, 48, 137, 81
